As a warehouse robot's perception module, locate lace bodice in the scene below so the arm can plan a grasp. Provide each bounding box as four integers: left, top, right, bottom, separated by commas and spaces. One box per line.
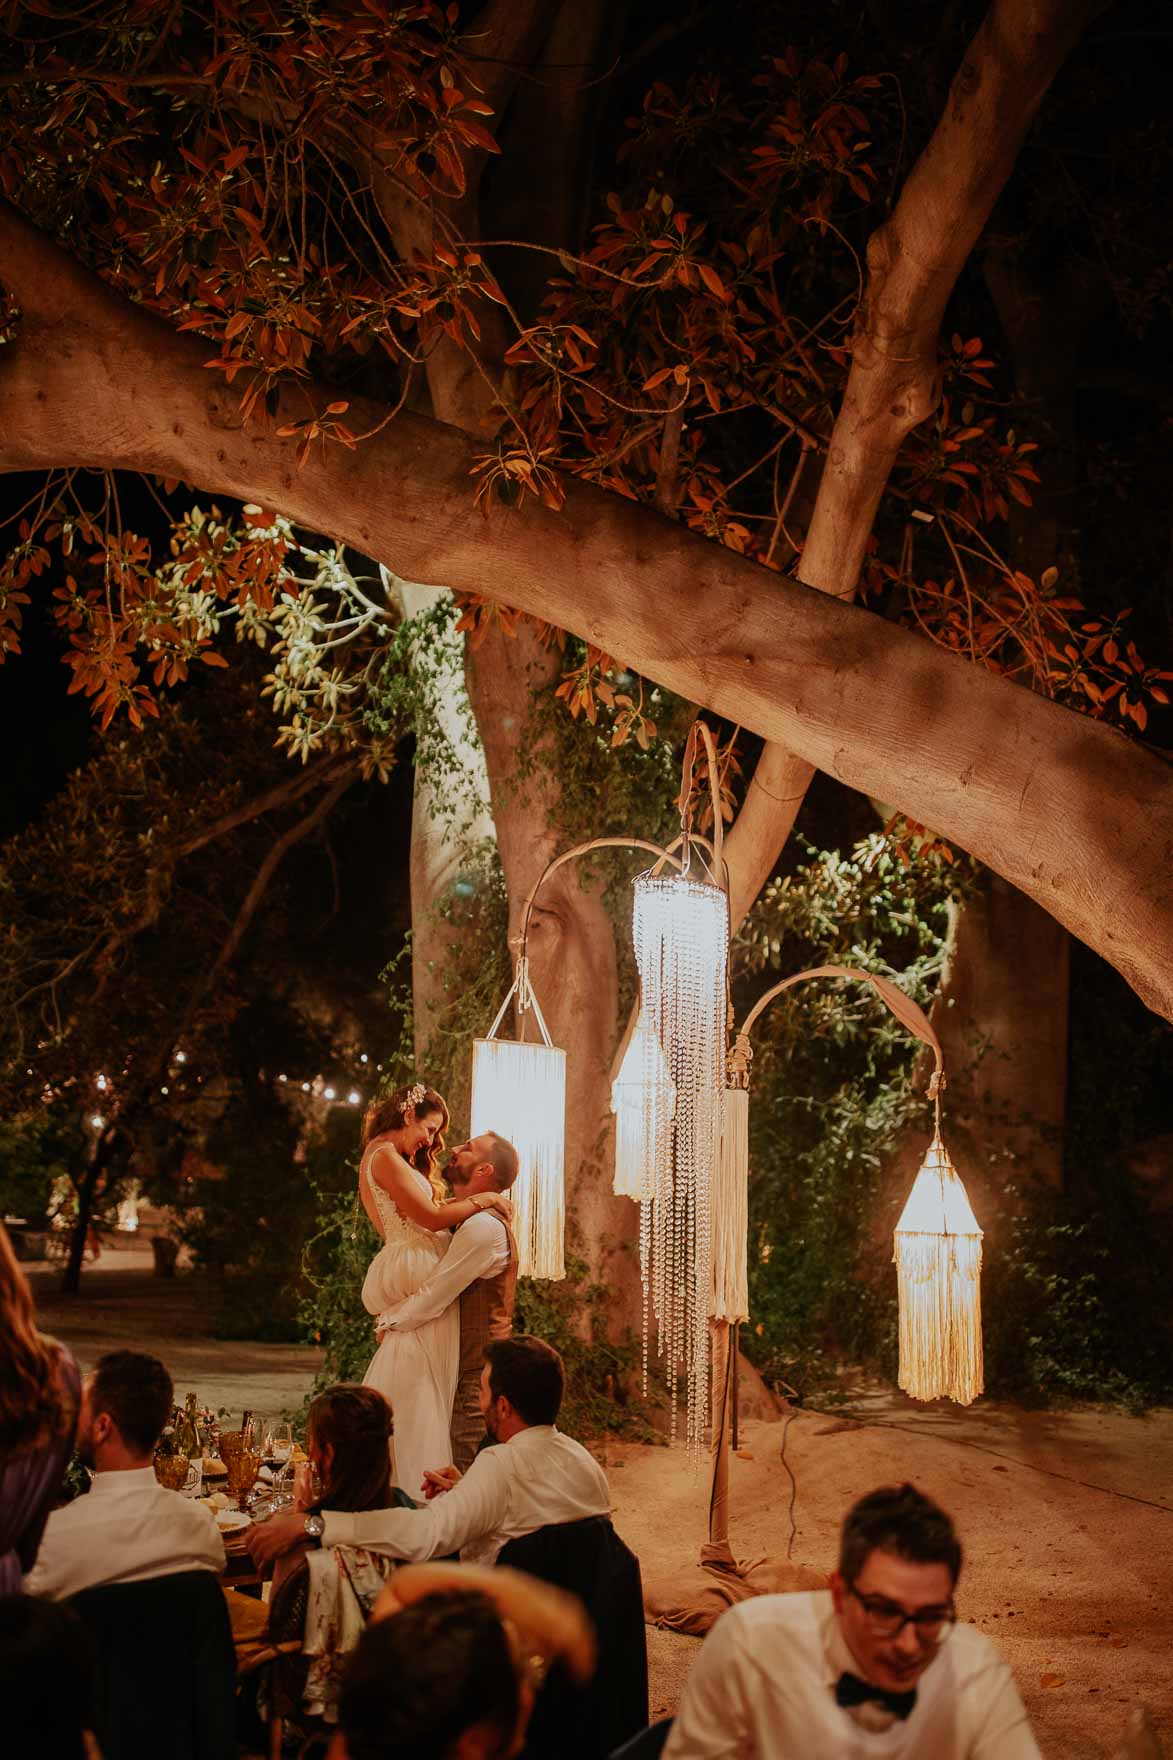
364, 1151, 444, 1250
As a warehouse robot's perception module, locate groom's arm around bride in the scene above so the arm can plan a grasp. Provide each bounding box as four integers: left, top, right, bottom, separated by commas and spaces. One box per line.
376, 1132, 521, 1468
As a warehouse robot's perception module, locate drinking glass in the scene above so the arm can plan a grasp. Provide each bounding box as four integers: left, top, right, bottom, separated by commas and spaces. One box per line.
263, 1422, 293, 1472
226, 1447, 262, 1512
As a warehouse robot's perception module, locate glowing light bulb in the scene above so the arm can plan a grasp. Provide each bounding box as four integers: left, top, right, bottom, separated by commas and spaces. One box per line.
323, 1086, 336, 1101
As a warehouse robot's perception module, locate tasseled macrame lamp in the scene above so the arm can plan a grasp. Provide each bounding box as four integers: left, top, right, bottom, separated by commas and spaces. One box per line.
610, 1009, 674, 1202
470, 955, 566, 1280
731, 965, 983, 1413
893, 1071, 983, 1406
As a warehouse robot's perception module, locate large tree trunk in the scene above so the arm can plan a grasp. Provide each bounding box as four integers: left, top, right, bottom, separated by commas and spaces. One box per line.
465, 622, 639, 1316
929, 249, 1113, 1186
933, 877, 1069, 1188
2, 202, 1171, 1018
382, 574, 496, 1055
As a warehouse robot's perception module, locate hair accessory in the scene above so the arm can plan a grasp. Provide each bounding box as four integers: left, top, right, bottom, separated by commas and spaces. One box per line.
403, 1081, 427, 1113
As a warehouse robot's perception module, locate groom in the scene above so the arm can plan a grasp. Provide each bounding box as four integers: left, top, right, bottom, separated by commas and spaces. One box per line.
376, 1131, 520, 1469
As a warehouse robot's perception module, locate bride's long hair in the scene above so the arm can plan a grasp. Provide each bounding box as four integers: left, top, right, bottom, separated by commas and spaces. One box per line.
361, 1083, 449, 1196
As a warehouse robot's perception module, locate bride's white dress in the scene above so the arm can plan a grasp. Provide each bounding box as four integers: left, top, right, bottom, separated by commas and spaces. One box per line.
360, 1153, 459, 1499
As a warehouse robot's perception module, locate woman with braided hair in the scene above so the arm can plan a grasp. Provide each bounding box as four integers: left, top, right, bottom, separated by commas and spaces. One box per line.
358, 1084, 512, 1499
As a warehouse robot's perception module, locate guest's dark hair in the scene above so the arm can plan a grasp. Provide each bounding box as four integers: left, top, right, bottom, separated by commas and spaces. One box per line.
484, 1335, 564, 1427
339, 1590, 520, 1760
483, 1132, 520, 1193
361, 1084, 449, 1189
0, 1222, 72, 1454
306, 1384, 393, 1513
839, 1484, 963, 1587
89, 1350, 173, 1456
0, 1594, 96, 1760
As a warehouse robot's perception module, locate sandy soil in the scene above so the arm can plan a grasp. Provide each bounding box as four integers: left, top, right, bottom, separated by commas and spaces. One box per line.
31, 1253, 1173, 1756
600, 1402, 1173, 1758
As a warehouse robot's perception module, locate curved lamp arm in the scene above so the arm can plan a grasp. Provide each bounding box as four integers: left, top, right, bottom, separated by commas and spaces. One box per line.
731, 962, 945, 1109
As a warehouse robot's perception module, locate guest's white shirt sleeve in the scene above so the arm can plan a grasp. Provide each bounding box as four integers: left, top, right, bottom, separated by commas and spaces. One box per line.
321, 1443, 510, 1560
319, 1426, 611, 1568
379, 1211, 508, 1332
663, 1605, 753, 1759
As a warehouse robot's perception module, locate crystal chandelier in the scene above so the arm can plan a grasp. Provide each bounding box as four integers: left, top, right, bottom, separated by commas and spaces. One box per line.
632, 864, 729, 1451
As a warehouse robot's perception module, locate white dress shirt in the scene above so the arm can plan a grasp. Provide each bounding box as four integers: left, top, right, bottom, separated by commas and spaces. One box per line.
378, 1210, 509, 1333
663, 1591, 1042, 1760
26, 1466, 226, 1602
321, 1424, 611, 1567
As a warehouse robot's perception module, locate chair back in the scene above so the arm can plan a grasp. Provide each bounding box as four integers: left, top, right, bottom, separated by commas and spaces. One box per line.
69, 1568, 235, 1760
499, 1514, 649, 1760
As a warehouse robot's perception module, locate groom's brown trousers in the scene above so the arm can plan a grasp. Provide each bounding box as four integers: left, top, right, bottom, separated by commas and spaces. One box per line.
451, 1215, 518, 1470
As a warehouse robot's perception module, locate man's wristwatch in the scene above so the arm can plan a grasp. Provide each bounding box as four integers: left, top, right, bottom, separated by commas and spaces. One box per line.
303, 1513, 325, 1540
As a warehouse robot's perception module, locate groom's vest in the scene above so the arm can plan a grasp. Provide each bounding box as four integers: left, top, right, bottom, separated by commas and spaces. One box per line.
458, 1214, 518, 1381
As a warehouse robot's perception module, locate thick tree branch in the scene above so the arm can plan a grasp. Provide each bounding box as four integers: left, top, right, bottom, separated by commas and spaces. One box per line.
724, 0, 1106, 945
1, 201, 1171, 1020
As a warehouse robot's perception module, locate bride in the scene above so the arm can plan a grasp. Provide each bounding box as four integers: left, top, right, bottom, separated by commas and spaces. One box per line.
358, 1082, 512, 1499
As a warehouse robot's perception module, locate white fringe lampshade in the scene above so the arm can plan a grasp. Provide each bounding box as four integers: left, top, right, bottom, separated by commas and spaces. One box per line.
893, 1129, 984, 1406
632, 869, 729, 1450
711, 1085, 749, 1325
610, 1009, 675, 1202
470, 964, 566, 1281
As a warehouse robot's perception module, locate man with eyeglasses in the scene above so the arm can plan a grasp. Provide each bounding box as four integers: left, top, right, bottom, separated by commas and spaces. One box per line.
663, 1482, 1041, 1758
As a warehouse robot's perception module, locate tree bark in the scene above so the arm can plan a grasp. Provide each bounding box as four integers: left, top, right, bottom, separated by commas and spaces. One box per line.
465, 621, 638, 1312
1, 205, 1170, 1020
932, 876, 1069, 1188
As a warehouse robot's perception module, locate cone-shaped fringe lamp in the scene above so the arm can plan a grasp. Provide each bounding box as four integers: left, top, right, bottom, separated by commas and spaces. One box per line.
471, 957, 565, 1280
894, 1079, 983, 1406
732, 967, 984, 1410
633, 866, 728, 1451
610, 1009, 675, 1201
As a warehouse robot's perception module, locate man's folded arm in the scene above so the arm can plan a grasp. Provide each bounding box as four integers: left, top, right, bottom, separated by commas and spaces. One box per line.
321, 1450, 508, 1561
379, 1217, 504, 1333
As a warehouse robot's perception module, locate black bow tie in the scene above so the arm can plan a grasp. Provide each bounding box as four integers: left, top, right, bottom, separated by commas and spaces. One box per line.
835, 1671, 917, 1721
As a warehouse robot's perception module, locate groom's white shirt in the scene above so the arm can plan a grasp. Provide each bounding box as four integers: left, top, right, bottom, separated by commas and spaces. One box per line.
376, 1209, 509, 1333
319, 1424, 611, 1567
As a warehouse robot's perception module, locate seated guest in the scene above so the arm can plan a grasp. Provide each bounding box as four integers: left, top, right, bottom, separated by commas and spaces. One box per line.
664, 1482, 1042, 1760
26, 1350, 224, 1599
0, 1593, 98, 1760
249, 1336, 610, 1573
266, 1385, 407, 1729
0, 1222, 81, 1593
331, 1562, 594, 1760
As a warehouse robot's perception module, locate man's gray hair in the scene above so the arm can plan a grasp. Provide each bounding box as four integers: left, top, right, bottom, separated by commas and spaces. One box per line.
484, 1133, 520, 1192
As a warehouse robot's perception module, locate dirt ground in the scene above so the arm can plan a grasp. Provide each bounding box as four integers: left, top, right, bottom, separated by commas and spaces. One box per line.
602, 1404, 1173, 1758
31, 1251, 1173, 1757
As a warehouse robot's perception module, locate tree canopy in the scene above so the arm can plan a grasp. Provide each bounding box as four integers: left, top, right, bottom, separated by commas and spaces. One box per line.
1, 0, 1171, 1025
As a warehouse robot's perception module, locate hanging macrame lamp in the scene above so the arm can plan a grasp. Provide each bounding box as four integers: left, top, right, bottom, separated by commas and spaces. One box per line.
731, 965, 983, 1410
470, 956, 565, 1280
632, 723, 730, 1453
893, 1072, 983, 1405
610, 1008, 674, 1202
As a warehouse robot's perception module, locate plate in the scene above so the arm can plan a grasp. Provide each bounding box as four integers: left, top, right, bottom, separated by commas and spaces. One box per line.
215, 1510, 251, 1534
